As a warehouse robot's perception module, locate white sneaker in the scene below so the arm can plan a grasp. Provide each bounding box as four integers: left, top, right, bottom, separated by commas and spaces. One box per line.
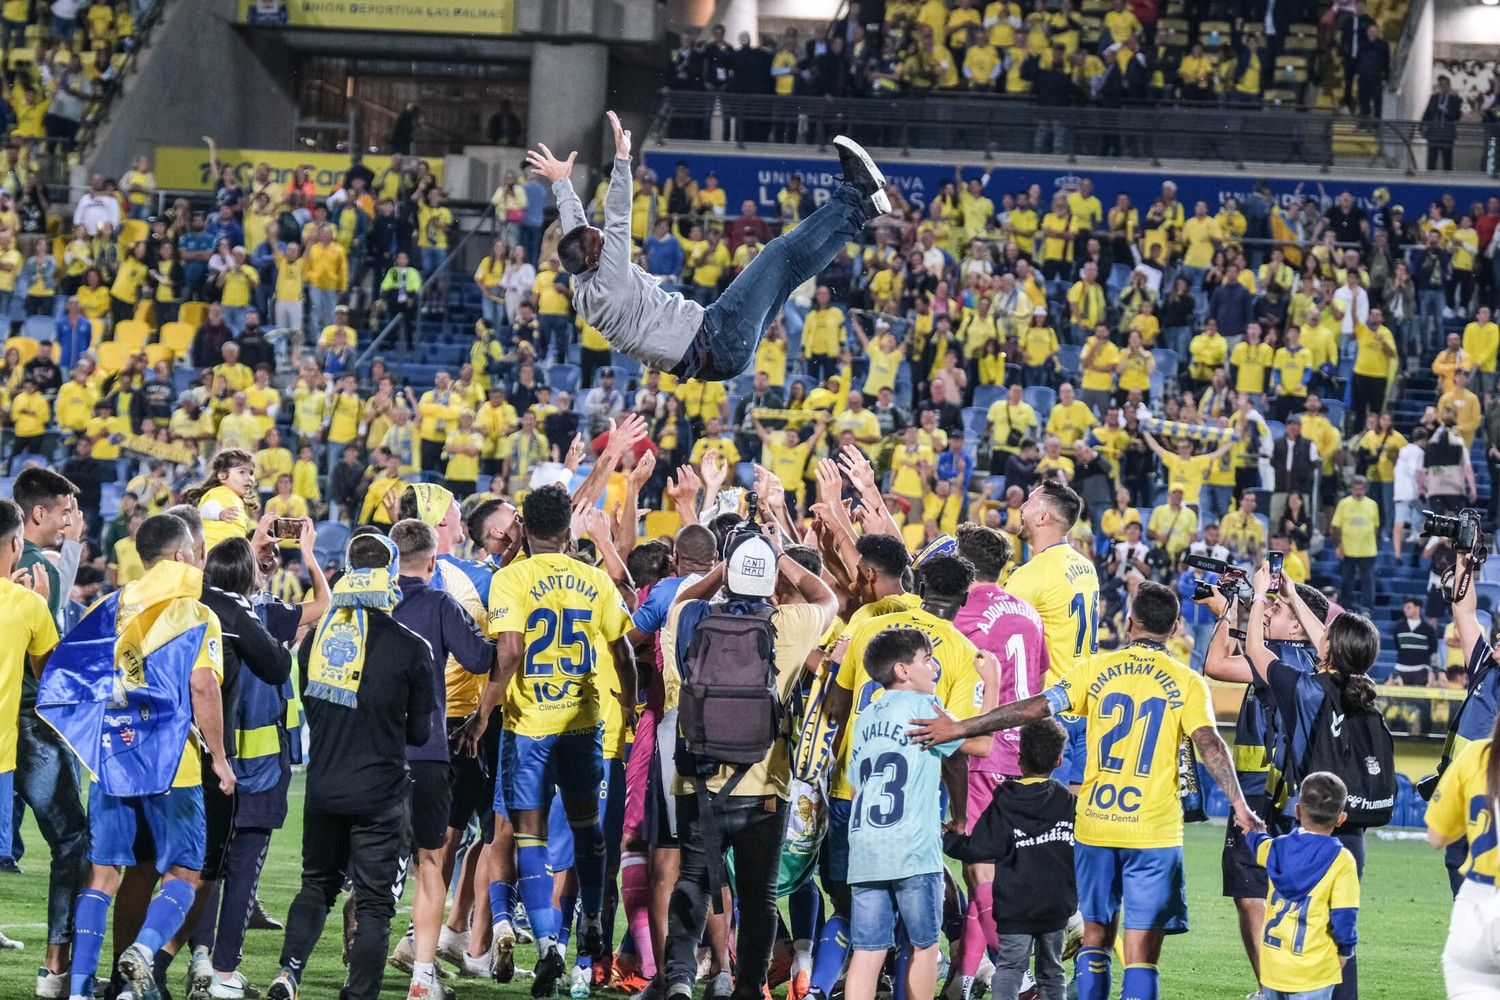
0, 928, 23, 950
208, 972, 252, 999
831, 135, 891, 216
115, 942, 159, 1000
973, 954, 995, 998
456, 949, 492, 979
1246, 991, 1269, 1000
388, 933, 416, 974
436, 926, 468, 967
36, 967, 67, 998
570, 965, 591, 999
188, 949, 214, 1000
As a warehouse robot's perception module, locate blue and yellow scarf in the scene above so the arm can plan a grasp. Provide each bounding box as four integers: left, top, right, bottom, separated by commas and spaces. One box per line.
305, 536, 401, 708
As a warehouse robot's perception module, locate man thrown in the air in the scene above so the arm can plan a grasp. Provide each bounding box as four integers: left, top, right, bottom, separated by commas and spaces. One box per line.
526, 111, 890, 382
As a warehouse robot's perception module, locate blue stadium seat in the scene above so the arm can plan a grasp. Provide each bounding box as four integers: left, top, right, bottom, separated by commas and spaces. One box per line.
9, 452, 49, 473
1023, 386, 1056, 422
99, 483, 124, 522
1323, 399, 1344, 429
1148, 371, 1166, 401
1476, 583, 1500, 615
985, 475, 1006, 499
725, 394, 742, 421
314, 521, 351, 560
609, 352, 643, 383
1057, 344, 1082, 375
961, 406, 986, 437
1265, 420, 1285, 439
549, 364, 582, 395
735, 462, 755, 488
732, 372, 756, 397
22, 315, 53, 342
1151, 348, 1179, 380
788, 374, 818, 398
173, 366, 200, 397
972, 385, 1005, 412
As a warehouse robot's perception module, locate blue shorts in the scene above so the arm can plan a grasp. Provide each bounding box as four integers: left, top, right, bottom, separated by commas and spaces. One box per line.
1053, 716, 1088, 786
823, 797, 853, 885
499, 727, 605, 814
87, 783, 206, 874
0, 770, 12, 859
1075, 843, 1188, 934
850, 872, 945, 951
602, 757, 626, 867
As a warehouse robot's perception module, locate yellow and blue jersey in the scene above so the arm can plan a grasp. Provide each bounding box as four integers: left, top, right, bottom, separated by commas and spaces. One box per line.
0, 578, 58, 772
1006, 540, 1100, 685
1044, 641, 1213, 849
486, 552, 631, 737
832, 607, 982, 801
1249, 828, 1360, 993
1427, 737, 1500, 885
436, 554, 496, 720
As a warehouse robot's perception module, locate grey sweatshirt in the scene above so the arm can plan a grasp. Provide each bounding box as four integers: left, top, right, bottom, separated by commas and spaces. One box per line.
553, 156, 704, 371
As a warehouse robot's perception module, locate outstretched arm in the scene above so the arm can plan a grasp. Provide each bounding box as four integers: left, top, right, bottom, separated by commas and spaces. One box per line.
526, 142, 585, 232
596, 111, 635, 284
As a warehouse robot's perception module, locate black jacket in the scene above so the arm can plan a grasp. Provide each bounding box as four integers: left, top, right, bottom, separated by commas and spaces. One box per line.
945, 777, 1077, 934
1271, 436, 1316, 493
1023, 55, 1082, 107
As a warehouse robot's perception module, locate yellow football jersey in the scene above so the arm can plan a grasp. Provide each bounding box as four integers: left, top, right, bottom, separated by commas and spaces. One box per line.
1254, 832, 1361, 994
486, 552, 631, 737
832, 606, 983, 800
1427, 738, 1500, 885
1005, 540, 1099, 685
1045, 642, 1214, 848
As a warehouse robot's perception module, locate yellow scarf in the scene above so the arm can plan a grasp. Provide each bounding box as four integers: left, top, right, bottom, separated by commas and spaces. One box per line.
409, 482, 455, 526
305, 536, 401, 708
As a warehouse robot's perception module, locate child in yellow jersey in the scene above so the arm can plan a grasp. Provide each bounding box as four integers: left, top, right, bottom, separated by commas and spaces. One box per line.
264, 474, 310, 549
293, 444, 322, 507
1244, 773, 1360, 1000
187, 448, 259, 553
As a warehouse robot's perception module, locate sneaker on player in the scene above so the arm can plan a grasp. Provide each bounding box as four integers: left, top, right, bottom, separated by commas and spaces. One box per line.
973, 953, 995, 998
188, 948, 214, 1000
406, 976, 454, 1000
580, 914, 605, 959
1245, 991, 1268, 1000
789, 969, 811, 1000
389, 933, 417, 973
116, 943, 160, 1000
36, 966, 67, 998
704, 970, 733, 1000
610, 969, 650, 995
570, 965, 591, 999
455, 949, 493, 979
207, 972, 254, 999
1060, 912, 1084, 961
531, 946, 567, 999
831, 136, 890, 216
437, 926, 468, 967
491, 920, 518, 984
266, 971, 297, 1000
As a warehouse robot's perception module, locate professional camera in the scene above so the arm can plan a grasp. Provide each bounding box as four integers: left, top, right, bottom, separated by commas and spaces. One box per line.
1184, 553, 1255, 605
1422, 508, 1489, 556
1422, 508, 1491, 601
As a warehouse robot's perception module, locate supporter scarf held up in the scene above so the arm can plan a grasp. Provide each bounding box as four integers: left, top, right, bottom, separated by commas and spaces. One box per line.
305, 535, 401, 708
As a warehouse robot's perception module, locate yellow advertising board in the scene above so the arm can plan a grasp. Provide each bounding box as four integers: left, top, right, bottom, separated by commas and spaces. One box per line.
239, 0, 515, 35
154, 147, 443, 199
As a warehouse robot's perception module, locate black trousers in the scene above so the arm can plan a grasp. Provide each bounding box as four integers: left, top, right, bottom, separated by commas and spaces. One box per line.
666, 794, 787, 998
279, 798, 410, 1000
1428, 142, 1455, 171
1350, 373, 1387, 429
420, 438, 444, 473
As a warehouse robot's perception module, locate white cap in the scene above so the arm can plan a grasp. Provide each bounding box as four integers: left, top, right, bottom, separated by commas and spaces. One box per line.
725, 533, 778, 599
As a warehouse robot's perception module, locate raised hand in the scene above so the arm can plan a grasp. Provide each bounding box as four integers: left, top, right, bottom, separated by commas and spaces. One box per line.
605, 413, 650, 462
525, 142, 577, 184
564, 433, 586, 473
606, 111, 632, 160
629, 448, 657, 489
700, 447, 727, 497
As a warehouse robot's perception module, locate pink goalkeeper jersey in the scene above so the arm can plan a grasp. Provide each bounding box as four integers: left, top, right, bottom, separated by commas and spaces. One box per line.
953, 583, 1049, 776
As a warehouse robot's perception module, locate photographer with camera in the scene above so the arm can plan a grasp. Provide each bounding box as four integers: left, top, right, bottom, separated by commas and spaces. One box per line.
1242, 564, 1392, 1000
1423, 535, 1500, 898
1199, 560, 1330, 999
659, 514, 837, 1000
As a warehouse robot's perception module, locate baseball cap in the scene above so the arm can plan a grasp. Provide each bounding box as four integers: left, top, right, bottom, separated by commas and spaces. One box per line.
1169, 482, 1186, 494
724, 532, 778, 599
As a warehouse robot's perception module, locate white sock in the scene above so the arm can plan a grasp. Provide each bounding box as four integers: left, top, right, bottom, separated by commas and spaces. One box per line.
412, 961, 435, 984
792, 939, 814, 975
961, 974, 974, 1000
539, 935, 558, 958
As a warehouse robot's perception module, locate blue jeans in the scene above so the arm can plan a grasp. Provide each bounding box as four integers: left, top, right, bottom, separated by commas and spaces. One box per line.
538, 314, 572, 364
850, 871, 944, 950
1340, 555, 1375, 612
695, 183, 868, 380
1267, 990, 1333, 1000
1200, 484, 1233, 529
222, 305, 247, 335
1190, 621, 1215, 673
1418, 288, 1447, 350
308, 286, 338, 337
481, 297, 505, 332
419, 247, 446, 280
14, 709, 87, 944
1370, 481, 1393, 538
1165, 325, 1192, 359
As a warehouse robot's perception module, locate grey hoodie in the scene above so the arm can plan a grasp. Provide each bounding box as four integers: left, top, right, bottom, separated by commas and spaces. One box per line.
553, 156, 704, 371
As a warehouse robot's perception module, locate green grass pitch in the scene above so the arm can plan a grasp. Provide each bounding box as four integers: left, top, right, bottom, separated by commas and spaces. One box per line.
0, 778, 1451, 998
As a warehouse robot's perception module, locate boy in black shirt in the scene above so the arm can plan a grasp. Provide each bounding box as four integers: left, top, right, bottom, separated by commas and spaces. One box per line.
268, 533, 437, 1000
944, 719, 1077, 1000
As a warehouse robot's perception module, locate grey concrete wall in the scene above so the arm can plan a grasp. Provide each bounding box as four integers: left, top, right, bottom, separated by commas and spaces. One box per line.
87, 0, 297, 181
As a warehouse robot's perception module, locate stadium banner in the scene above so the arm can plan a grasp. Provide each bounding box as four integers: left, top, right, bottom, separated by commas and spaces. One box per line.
644, 149, 1496, 224
155, 147, 443, 199
239, 0, 516, 34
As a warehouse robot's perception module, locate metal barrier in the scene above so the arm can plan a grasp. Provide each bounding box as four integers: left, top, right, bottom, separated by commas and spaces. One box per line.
651, 91, 1495, 173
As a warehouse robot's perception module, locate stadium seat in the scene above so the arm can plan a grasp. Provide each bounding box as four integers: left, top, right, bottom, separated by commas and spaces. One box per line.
179, 302, 209, 329
21, 315, 53, 343
4, 335, 39, 364
1323, 400, 1344, 429
1149, 371, 1166, 400
962, 406, 986, 437
735, 461, 755, 488
100, 483, 124, 522
972, 385, 1005, 412
173, 366, 200, 396
985, 475, 1006, 499
113, 320, 150, 352
144, 344, 173, 367
88, 318, 106, 350
159, 321, 195, 359
1151, 348, 1179, 380
1023, 386, 1056, 422
9, 452, 50, 474
97, 340, 129, 374
1476, 582, 1500, 614
549, 363, 582, 395
1057, 344, 1082, 375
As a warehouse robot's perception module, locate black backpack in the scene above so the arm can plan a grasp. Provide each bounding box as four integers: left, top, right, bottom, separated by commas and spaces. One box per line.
677, 603, 782, 776
1297, 674, 1396, 828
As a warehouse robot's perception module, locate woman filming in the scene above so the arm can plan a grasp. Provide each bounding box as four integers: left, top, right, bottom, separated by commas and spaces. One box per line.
1244, 562, 1382, 1000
